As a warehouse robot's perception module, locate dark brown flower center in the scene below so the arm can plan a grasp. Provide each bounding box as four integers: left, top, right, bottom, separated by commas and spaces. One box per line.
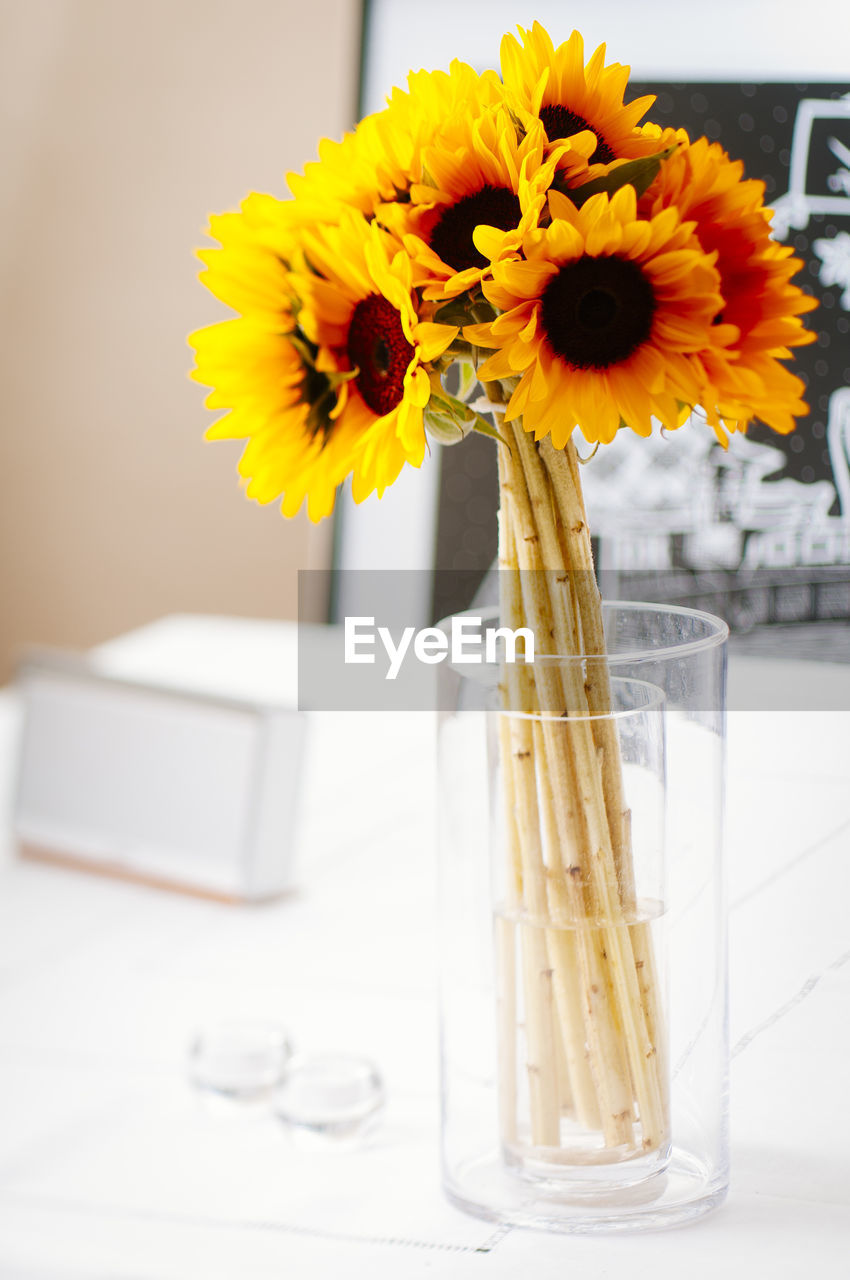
538, 103, 616, 166
540, 255, 655, 369
429, 185, 522, 273
346, 294, 414, 417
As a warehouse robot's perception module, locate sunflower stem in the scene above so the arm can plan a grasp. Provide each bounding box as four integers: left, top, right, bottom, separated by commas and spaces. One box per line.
496, 419, 669, 1158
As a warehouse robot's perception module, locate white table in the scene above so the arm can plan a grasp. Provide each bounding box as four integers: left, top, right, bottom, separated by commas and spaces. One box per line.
1, 625, 849, 1277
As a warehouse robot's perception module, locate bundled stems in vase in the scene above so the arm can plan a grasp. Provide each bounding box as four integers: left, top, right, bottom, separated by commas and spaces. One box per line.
495, 412, 668, 1162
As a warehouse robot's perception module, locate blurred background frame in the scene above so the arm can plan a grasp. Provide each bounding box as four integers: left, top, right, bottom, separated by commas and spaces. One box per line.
0, 0, 366, 683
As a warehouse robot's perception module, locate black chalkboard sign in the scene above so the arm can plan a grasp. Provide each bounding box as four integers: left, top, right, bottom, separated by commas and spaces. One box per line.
432, 82, 850, 641
631, 82, 850, 490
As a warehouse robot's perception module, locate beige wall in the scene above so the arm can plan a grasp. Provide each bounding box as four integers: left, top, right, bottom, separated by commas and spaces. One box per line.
0, 0, 361, 681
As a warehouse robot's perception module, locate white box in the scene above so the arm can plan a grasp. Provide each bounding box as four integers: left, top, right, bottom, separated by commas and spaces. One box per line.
13, 616, 309, 901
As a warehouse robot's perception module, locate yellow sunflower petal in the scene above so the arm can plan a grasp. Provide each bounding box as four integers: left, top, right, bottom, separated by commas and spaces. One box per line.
414, 322, 459, 361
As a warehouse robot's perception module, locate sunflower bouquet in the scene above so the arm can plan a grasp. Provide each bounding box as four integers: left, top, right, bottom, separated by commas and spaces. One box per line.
191, 22, 815, 1169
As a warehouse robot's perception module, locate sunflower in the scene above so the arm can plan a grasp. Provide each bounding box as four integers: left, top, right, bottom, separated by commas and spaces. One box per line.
296, 211, 458, 503
642, 136, 817, 439
284, 121, 386, 225
464, 185, 724, 446
385, 105, 590, 303
500, 22, 658, 174
282, 60, 503, 234
191, 195, 367, 520
196, 191, 298, 319
373, 59, 504, 195
190, 313, 362, 523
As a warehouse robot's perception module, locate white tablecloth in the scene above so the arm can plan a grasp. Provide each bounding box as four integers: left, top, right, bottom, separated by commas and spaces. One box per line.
0, 627, 849, 1277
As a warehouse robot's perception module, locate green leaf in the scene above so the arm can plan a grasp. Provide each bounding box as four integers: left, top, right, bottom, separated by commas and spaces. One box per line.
304, 387, 337, 440
506, 105, 527, 143
569, 147, 677, 207
324, 366, 359, 390
428, 387, 474, 424
470, 413, 510, 447
424, 408, 472, 445
432, 298, 476, 328
432, 289, 499, 329
470, 297, 498, 325
455, 360, 479, 403
425, 376, 510, 447
286, 330, 319, 365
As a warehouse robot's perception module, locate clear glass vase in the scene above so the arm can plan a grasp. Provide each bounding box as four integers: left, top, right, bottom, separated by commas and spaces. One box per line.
436, 600, 728, 1232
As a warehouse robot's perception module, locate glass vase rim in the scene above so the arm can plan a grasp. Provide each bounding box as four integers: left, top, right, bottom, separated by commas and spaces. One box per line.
438, 599, 729, 664
493, 674, 666, 725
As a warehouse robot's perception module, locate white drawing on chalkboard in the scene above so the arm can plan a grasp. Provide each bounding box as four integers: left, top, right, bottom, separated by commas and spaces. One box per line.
580, 90, 850, 584
741, 389, 850, 567
581, 388, 850, 573
771, 94, 850, 238
813, 230, 850, 308
827, 136, 850, 196
829, 386, 850, 519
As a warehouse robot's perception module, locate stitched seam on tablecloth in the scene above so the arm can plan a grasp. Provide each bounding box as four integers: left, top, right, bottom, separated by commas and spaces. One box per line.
731, 815, 850, 912
475, 1224, 513, 1252
732, 945, 850, 1058
0, 1189, 486, 1254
